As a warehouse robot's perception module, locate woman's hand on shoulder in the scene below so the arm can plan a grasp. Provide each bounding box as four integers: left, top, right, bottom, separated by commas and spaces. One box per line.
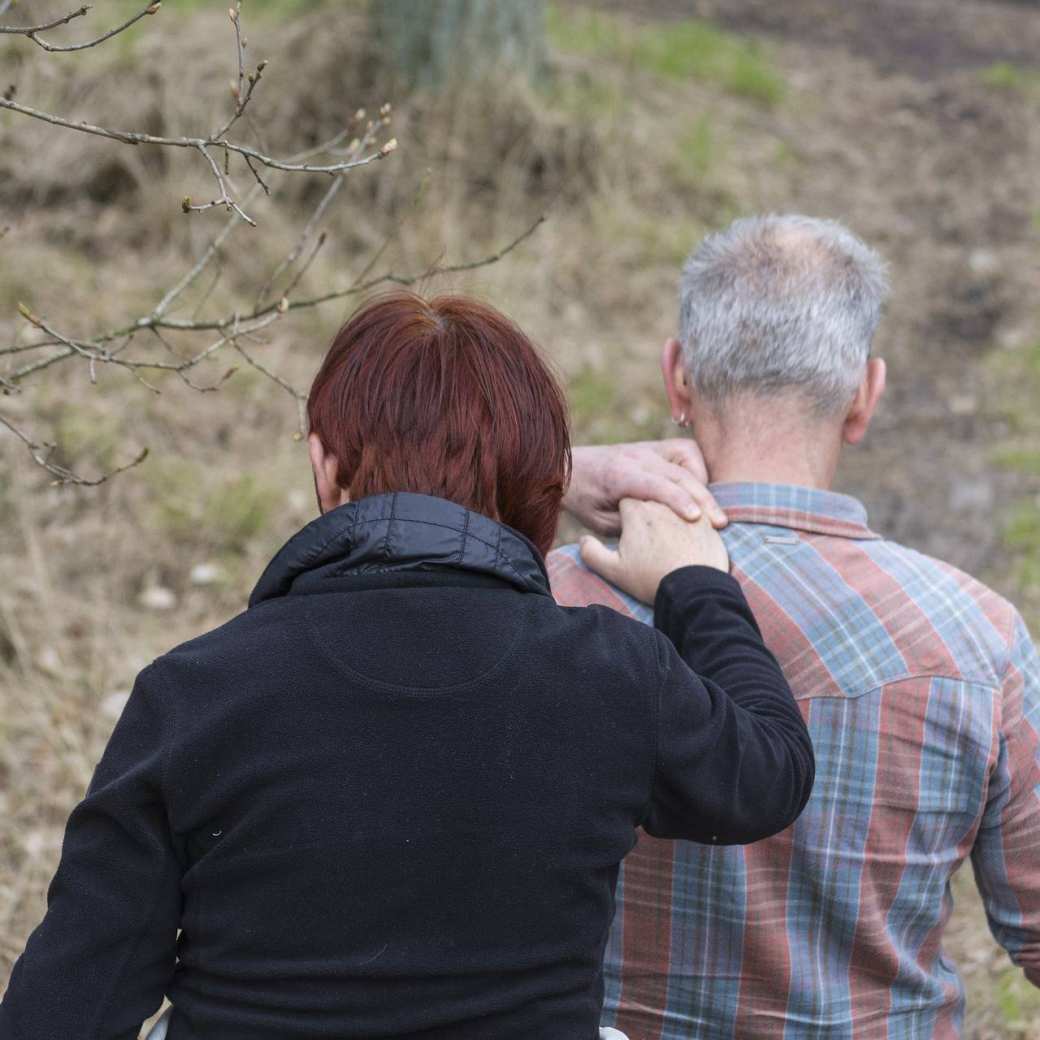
580, 498, 729, 604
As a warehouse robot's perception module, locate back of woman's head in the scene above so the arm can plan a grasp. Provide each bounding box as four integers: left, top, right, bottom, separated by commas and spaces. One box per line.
308, 291, 571, 556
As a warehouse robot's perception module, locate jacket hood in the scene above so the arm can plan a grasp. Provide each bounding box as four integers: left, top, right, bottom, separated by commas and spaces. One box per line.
249, 492, 551, 607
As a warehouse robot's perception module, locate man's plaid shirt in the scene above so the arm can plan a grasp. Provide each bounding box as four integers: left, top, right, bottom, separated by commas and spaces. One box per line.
548, 482, 1040, 1039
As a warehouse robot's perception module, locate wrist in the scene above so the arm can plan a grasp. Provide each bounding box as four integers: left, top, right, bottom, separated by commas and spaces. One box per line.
654, 565, 741, 619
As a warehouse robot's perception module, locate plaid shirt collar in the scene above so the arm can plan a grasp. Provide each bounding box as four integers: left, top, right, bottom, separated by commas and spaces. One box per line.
710, 482, 881, 541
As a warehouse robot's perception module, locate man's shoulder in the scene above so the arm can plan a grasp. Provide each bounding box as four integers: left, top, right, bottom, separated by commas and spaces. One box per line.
729, 523, 1020, 689
547, 544, 652, 622
548, 532, 1022, 691
852, 536, 1018, 650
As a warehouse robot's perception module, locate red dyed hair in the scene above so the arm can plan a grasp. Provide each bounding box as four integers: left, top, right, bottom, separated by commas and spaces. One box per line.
307, 291, 571, 557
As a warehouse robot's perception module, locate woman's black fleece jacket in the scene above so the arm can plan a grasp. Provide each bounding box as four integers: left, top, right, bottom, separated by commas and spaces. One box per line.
0, 492, 814, 1040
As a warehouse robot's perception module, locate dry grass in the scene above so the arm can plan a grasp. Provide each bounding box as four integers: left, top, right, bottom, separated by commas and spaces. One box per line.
2, 2, 1040, 1036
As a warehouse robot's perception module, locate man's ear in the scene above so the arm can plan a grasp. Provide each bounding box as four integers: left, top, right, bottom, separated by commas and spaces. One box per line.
843, 358, 886, 445
660, 338, 694, 425
308, 432, 347, 514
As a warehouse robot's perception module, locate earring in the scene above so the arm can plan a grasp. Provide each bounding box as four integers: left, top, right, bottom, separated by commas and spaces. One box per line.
674, 412, 689, 428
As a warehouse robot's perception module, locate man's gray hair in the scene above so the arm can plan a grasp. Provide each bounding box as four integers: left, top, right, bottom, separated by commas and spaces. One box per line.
678, 214, 890, 414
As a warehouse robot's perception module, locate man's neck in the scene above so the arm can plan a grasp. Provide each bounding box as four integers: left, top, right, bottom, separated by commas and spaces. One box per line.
696, 407, 842, 491
708, 454, 834, 490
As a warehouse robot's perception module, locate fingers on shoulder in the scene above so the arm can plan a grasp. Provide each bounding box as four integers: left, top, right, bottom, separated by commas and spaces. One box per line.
579, 534, 620, 583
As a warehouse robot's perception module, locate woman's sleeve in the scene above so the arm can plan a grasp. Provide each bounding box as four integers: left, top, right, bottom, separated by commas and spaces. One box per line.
0, 664, 182, 1040
642, 565, 815, 844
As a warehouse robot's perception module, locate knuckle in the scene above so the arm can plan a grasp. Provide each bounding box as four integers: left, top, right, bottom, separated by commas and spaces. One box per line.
603, 457, 623, 488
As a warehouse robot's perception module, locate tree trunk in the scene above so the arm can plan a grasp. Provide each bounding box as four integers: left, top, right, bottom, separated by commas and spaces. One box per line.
371, 0, 546, 89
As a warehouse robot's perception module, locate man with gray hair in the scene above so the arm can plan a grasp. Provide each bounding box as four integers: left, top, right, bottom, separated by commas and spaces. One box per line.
554, 214, 1040, 1038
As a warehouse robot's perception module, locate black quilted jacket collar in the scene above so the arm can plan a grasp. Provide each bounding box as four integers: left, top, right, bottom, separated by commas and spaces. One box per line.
249, 492, 551, 607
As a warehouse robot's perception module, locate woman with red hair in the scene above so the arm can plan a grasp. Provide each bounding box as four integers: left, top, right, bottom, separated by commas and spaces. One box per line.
2, 292, 813, 1040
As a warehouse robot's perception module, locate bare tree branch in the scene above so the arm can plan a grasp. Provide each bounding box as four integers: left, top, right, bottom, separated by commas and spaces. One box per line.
251, 118, 385, 306
229, 2, 245, 106
1, 3, 160, 53
0, 410, 149, 485
281, 232, 327, 301
14, 304, 284, 376
153, 189, 263, 320
2, 209, 546, 482
0, 4, 90, 35
3, 213, 546, 378
254, 177, 344, 306
1, 3, 392, 222
0, 3, 543, 486
232, 340, 307, 433
229, 2, 245, 115
0, 95, 395, 178
1, 122, 386, 362
285, 214, 548, 311
212, 4, 268, 141
184, 142, 257, 225
240, 149, 270, 195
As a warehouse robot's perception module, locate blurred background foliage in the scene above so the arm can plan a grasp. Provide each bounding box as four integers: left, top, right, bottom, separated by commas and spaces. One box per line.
2, 1, 1040, 1035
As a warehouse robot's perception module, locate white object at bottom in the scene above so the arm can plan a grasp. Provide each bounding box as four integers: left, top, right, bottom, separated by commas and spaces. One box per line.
144, 1008, 171, 1040
144, 1007, 627, 1039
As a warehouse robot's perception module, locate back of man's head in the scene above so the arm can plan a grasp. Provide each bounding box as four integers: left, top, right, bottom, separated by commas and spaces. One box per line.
679, 215, 889, 417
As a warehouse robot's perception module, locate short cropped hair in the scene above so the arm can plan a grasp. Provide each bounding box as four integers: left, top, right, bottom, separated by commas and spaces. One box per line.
679, 215, 890, 414
308, 291, 570, 557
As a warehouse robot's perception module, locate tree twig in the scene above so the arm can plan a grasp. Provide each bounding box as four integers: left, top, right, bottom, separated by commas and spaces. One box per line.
0, 410, 149, 485
2, 3, 160, 53
0, 95, 394, 176
230, 2, 244, 107
153, 190, 261, 320
184, 142, 256, 226
0, 4, 90, 35
254, 176, 343, 306
232, 340, 306, 431
212, 4, 267, 141
0, 0, 391, 228
4, 214, 547, 382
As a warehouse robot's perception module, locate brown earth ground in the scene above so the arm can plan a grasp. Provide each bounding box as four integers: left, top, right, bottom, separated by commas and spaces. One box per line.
2, 0, 1040, 1035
